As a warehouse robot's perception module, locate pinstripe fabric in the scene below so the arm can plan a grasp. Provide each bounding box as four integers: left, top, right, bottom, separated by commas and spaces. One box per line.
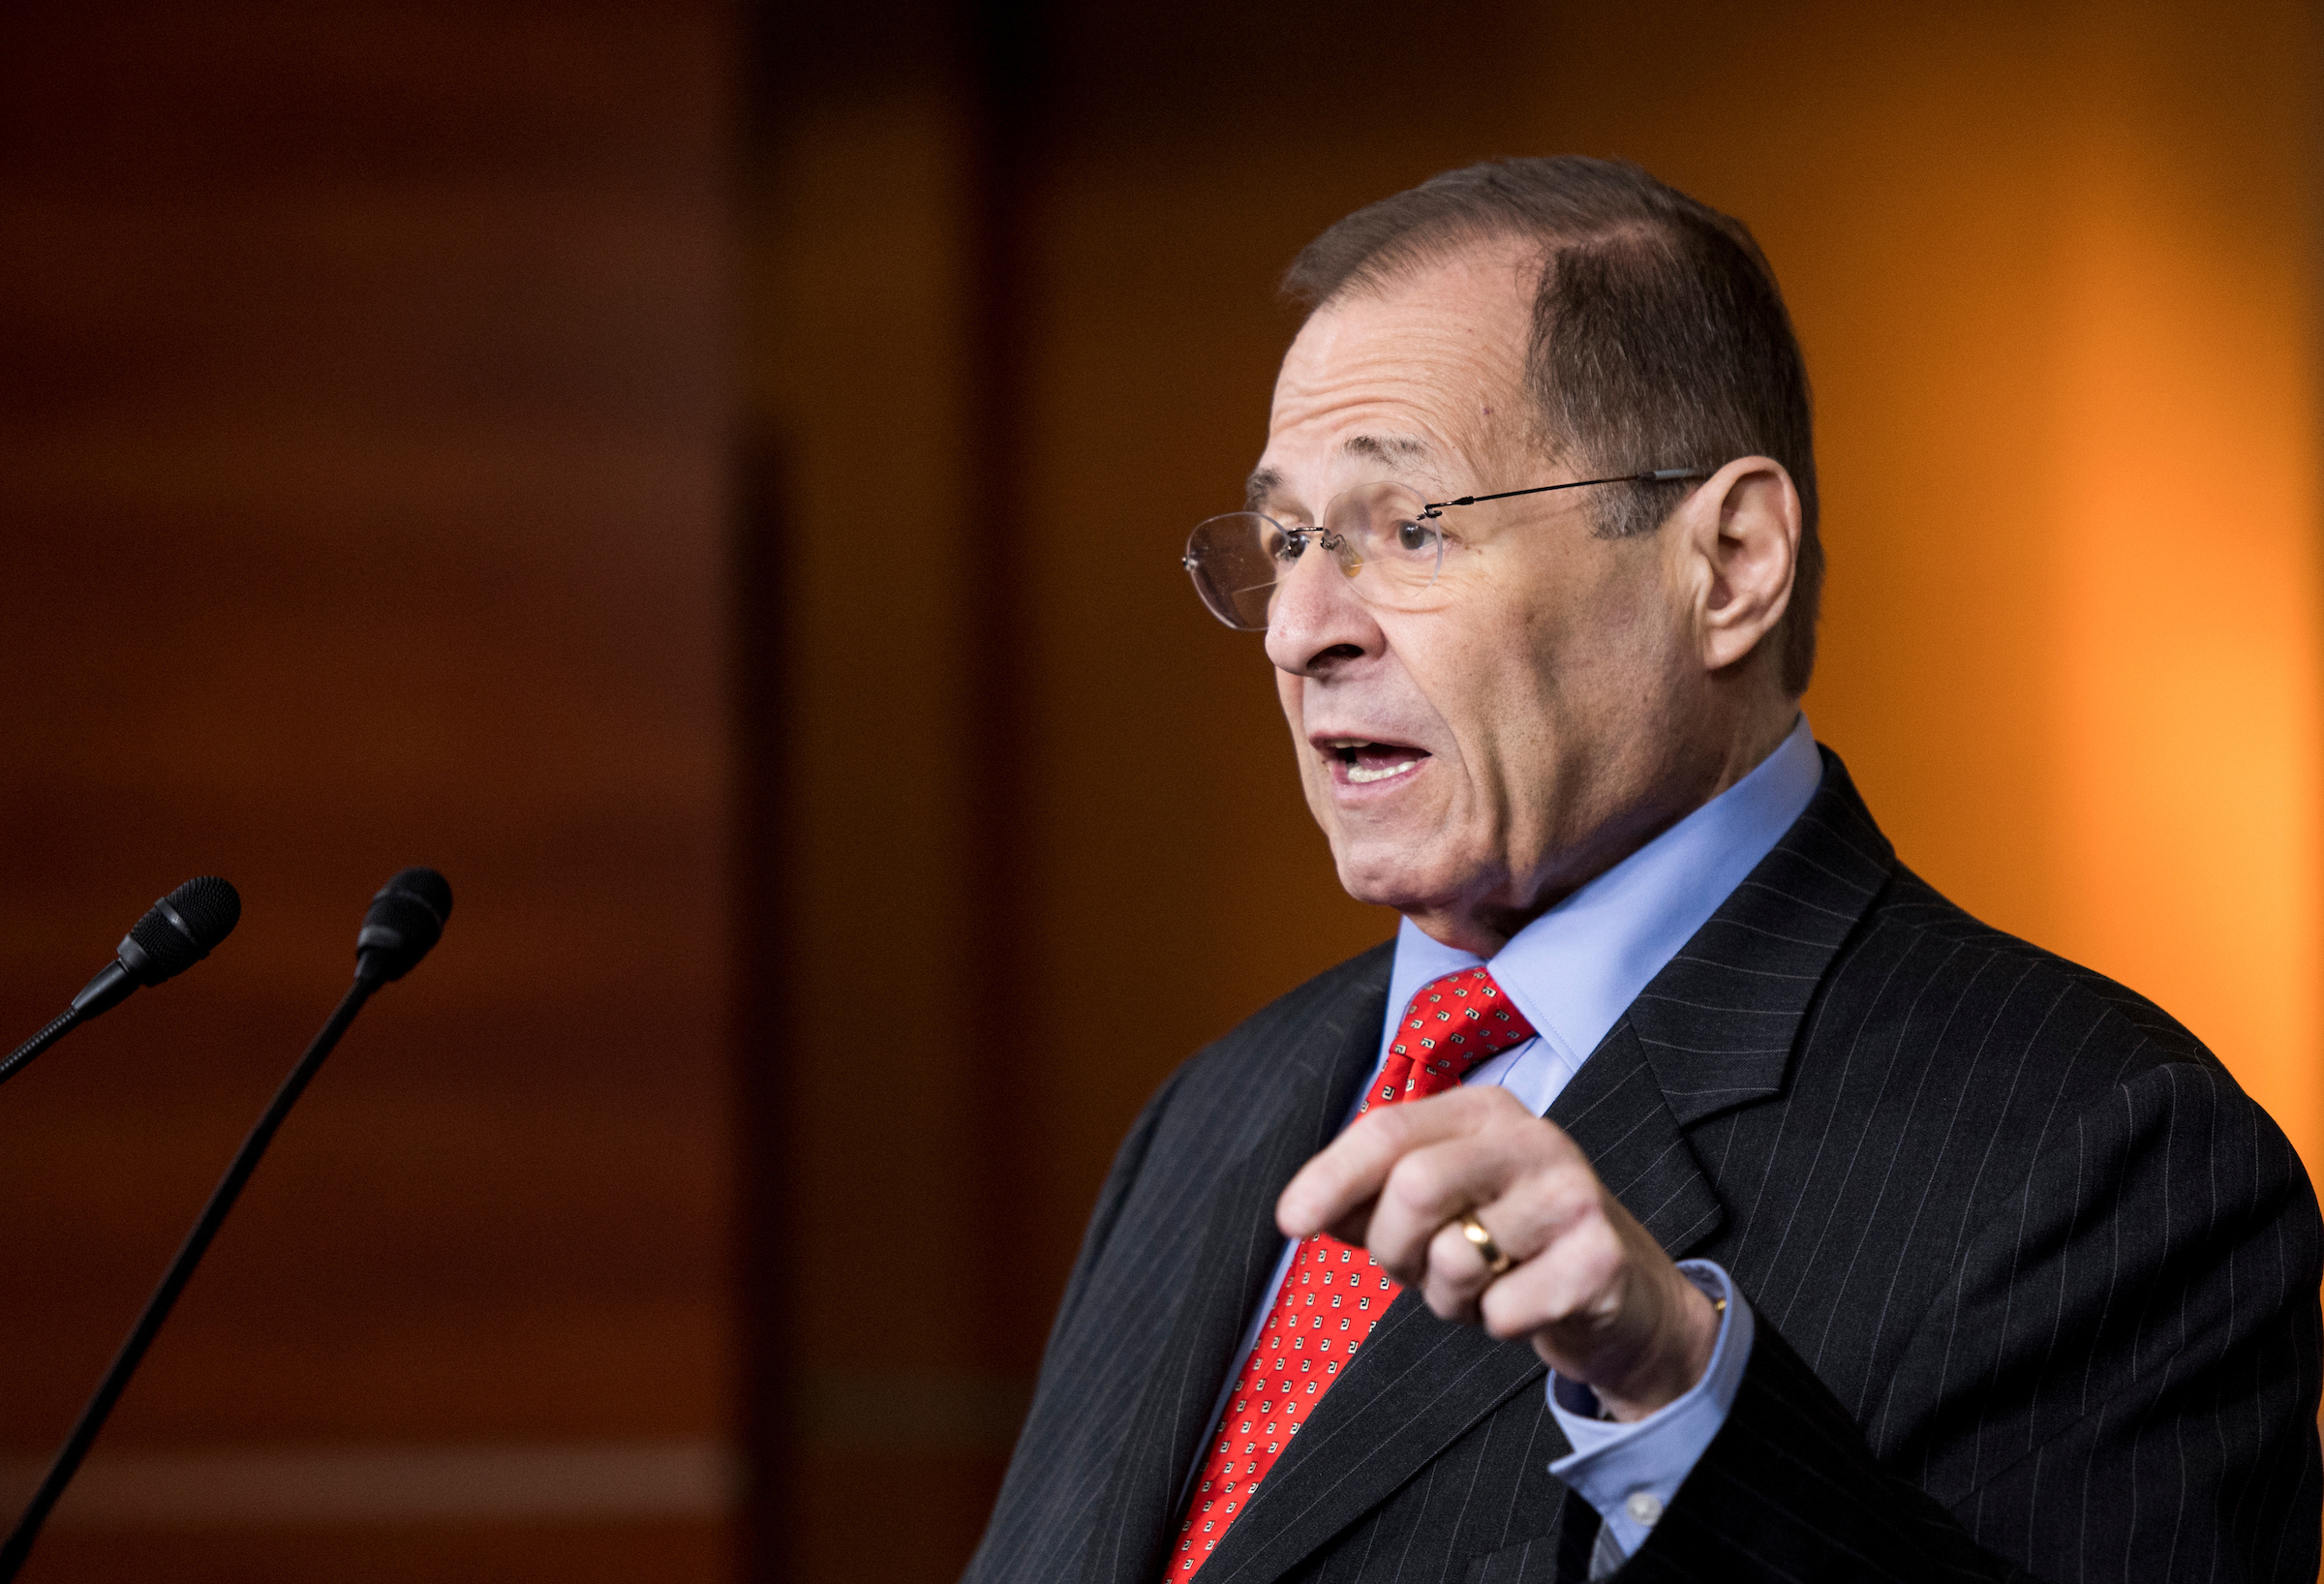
963, 749, 2323, 1584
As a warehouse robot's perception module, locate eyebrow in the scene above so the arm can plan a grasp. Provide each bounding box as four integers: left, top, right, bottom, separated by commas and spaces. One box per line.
1341, 432, 1431, 466
1243, 434, 1436, 511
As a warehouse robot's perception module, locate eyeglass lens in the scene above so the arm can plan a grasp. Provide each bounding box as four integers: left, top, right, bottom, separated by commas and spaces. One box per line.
1182, 481, 1448, 632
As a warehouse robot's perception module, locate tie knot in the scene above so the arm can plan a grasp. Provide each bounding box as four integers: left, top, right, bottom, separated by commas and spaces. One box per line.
1366, 967, 1537, 1110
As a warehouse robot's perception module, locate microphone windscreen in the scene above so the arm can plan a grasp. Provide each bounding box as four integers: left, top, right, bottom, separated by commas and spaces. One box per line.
121, 877, 242, 987
355, 868, 452, 981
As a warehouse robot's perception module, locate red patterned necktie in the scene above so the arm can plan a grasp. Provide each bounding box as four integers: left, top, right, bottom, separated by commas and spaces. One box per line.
1168, 967, 1538, 1578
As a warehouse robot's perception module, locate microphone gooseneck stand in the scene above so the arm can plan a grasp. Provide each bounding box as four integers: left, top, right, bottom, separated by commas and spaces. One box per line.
0, 877, 243, 1090
0, 868, 448, 1582
0, 974, 379, 1580
0, 1009, 83, 1086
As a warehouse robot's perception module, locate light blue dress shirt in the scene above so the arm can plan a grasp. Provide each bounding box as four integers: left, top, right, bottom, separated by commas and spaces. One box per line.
1196, 716, 1822, 1559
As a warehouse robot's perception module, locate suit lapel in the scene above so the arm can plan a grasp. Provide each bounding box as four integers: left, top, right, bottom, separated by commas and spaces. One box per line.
1547, 1019, 1726, 1251
1621, 746, 1894, 1125
1087, 948, 1391, 1584
1191, 748, 1899, 1583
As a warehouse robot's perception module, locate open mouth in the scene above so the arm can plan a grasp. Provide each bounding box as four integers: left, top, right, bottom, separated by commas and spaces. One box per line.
1324, 739, 1432, 785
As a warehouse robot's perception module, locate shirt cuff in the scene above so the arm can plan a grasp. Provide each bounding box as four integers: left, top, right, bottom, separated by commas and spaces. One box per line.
1544, 1260, 1754, 1562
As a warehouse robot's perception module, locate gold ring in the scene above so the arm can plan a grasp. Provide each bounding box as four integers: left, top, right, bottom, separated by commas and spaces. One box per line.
1457, 1212, 1514, 1277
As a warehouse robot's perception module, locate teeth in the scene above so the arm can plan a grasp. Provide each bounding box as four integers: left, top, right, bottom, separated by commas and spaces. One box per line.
1347, 758, 1420, 785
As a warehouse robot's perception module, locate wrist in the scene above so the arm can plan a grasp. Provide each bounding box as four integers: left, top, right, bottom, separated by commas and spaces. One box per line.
1593, 1267, 1722, 1422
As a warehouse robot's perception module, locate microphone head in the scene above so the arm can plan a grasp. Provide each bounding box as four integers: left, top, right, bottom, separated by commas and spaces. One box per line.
355, 868, 452, 982
115, 876, 242, 988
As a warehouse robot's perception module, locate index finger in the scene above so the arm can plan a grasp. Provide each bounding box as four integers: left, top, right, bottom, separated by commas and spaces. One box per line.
1276, 1086, 1519, 1240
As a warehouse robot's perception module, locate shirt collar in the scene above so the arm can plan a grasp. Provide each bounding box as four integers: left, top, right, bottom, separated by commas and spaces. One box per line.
1381, 715, 1824, 1072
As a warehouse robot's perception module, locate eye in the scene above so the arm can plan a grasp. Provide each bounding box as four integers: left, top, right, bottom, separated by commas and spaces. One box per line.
1393, 518, 1441, 555
1268, 524, 1311, 564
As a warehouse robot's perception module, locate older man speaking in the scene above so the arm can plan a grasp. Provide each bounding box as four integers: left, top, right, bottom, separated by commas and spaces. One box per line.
963, 158, 2322, 1583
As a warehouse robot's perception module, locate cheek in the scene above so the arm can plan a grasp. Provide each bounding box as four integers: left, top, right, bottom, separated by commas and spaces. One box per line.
1275, 672, 1306, 750
1276, 674, 1325, 787
1426, 594, 1612, 803
1515, 559, 1675, 703
1440, 627, 1560, 762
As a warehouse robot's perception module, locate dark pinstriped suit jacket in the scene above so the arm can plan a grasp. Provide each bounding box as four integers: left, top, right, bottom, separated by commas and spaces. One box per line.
963, 750, 2324, 1583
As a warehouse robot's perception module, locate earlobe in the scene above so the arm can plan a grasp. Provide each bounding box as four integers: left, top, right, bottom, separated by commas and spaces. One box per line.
1696, 458, 1799, 674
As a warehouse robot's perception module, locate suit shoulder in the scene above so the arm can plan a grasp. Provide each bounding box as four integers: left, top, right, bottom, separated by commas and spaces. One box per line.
1857, 864, 2212, 1074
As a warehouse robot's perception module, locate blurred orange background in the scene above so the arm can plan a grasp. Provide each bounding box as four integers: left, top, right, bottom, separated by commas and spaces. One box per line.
0, 1, 2315, 1580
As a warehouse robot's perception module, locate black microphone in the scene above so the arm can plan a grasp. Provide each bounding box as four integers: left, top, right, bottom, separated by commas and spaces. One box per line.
355, 867, 453, 984
0, 877, 242, 1087
0, 868, 453, 1582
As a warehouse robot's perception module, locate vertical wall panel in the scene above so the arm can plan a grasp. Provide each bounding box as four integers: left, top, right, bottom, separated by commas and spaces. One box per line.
0, 4, 736, 1579
739, 47, 1012, 1578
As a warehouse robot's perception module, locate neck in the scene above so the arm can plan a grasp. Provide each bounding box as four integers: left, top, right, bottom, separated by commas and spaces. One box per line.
1406, 695, 1800, 957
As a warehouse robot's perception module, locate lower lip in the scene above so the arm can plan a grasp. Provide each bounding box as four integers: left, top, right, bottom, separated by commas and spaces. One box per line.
1326, 754, 1431, 797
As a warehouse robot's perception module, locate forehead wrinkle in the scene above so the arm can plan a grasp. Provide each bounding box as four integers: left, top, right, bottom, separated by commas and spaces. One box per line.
1248, 432, 1452, 515
1246, 431, 1435, 509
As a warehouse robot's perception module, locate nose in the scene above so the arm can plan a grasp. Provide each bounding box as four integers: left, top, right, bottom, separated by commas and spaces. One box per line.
1263, 539, 1384, 677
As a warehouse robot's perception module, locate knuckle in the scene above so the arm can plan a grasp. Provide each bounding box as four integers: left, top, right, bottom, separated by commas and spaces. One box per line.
1547, 1162, 1604, 1217
1497, 1119, 1562, 1172
1370, 1106, 1417, 1146
1476, 1280, 1529, 1340
1387, 1152, 1449, 1213
1569, 1221, 1626, 1292
1423, 1263, 1480, 1317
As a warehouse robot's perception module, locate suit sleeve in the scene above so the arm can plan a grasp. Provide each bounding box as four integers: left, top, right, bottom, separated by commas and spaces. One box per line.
1611, 1059, 2324, 1583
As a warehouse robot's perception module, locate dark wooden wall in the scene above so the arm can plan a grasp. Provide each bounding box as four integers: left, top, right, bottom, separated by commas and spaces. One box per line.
0, 4, 734, 1579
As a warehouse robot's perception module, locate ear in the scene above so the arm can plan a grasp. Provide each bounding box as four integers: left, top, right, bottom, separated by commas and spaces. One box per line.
1670, 455, 1800, 676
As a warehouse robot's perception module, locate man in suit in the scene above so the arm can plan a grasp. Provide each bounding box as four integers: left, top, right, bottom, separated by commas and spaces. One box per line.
963, 158, 2323, 1582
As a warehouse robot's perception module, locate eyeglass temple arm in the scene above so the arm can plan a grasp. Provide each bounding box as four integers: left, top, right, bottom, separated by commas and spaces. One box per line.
1424, 468, 1712, 513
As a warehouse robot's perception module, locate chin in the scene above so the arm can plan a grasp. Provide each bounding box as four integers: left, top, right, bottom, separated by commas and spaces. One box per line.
1329, 841, 1463, 917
